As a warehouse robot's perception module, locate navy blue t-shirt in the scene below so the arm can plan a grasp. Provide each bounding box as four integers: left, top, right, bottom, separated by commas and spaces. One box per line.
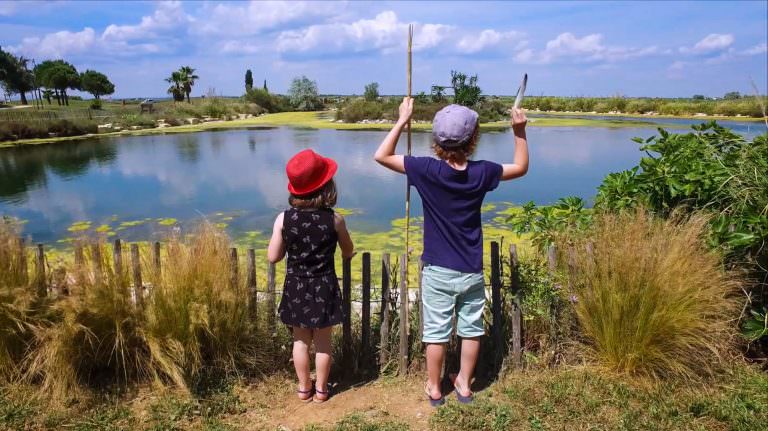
404, 156, 503, 273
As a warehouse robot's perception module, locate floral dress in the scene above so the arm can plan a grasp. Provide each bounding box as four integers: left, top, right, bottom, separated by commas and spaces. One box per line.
278, 208, 343, 328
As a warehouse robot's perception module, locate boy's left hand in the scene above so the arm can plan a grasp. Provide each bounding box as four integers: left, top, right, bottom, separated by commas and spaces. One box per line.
398, 97, 414, 125
511, 108, 527, 134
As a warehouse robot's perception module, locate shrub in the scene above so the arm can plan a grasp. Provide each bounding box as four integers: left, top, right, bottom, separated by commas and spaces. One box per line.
47, 119, 98, 136
0, 122, 48, 141
336, 99, 383, 123
201, 98, 232, 119
561, 210, 739, 379
117, 114, 156, 129
89, 99, 102, 110
243, 88, 286, 113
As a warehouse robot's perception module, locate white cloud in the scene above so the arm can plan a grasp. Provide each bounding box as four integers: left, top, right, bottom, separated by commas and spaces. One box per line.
518, 32, 658, 64
10, 2, 186, 59
194, 1, 343, 37
456, 29, 526, 54
741, 42, 767, 55
680, 33, 734, 54
102, 1, 191, 42
12, 28, 97, 58
276, 11, 450, 57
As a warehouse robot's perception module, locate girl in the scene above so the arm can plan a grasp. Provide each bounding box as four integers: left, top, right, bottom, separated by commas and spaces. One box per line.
267, 148, 354, 403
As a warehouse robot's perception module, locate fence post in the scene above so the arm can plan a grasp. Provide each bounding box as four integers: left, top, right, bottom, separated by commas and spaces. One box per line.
113, 239, 125, 294
246, 249, 257, 322
91, 243, 102, 287
361, 252, 371, 364
130, 244, 143, 308
229, 248, 239, 290
379, 253, 391, 368
35, 243, 46, 298
17, 238, 28, 285
267, 262, 276, 336
153, 241, 161, 275
342, 256, 352, 373
74, 243, 85, 286
510, 244, 522, 368
490, 241, 503, 372
547, 244, 558, 366
399, 253, 408, 376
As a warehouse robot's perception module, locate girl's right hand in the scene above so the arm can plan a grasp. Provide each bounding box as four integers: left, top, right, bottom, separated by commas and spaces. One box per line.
398, 97, 414, 124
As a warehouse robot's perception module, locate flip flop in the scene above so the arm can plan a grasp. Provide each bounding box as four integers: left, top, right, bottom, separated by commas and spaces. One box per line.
449, 374, 474, 404
297, 383, 314, 403
314, 386, 331, 403
424, 383, 445, 407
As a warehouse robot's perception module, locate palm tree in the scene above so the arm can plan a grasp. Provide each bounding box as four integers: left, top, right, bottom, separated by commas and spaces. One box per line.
165, 71, 184, 102
178, 66, 198, 103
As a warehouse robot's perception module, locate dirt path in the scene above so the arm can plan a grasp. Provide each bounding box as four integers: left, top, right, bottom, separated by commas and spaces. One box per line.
238, 374, 435, 430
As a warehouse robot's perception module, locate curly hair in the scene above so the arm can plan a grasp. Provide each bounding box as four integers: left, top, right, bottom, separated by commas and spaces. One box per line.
431, 124, 479, 163
288, 179, 338, 209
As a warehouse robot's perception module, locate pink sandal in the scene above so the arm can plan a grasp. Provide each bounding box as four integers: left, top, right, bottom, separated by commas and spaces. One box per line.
297, 384, 315, 402
313, 386, 331, 403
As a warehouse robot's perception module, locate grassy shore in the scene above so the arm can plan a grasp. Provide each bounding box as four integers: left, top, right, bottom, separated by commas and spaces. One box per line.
1, 111, 668, 148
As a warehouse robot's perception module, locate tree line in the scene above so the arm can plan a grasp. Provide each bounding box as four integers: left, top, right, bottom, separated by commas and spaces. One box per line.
0, 47, 115, 106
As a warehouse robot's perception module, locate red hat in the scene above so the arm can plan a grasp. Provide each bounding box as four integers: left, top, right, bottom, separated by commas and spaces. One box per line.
286, 149, 338, 196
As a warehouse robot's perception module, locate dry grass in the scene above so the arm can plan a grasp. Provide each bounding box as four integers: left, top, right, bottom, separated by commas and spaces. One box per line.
18, 223, 276, 401
0, 220, 34, 380
143, 223, 270, 390
560, 210, 740, 379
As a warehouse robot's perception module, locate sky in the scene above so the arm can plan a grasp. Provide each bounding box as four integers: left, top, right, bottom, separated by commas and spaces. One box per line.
1, 0, 766, 99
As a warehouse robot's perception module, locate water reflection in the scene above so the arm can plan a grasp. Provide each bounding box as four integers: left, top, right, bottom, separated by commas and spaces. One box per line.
0, 126, 673, 242
0, 140, 117, 204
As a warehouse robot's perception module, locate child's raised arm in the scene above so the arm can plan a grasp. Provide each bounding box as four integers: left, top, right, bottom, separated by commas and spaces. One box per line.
267, 212, 286, 263
501, 108, 529, 181
374, 97, 414, 174
334, 213, 355, 259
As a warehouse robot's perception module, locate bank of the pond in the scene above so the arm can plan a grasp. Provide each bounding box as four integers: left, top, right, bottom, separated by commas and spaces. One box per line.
1, 110, 666, 148
532, 109, 768, 123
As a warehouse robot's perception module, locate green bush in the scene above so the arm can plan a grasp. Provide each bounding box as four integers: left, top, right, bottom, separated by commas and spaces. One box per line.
89, 99, 102, 110
47, 119, 98, 136
117, 114, 156, 129
336, 99, 383, 123
243, 88, 288, 113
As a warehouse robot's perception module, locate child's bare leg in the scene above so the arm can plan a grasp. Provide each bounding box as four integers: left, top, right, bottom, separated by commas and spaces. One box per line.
292, 327, 313, 394
313, 327, 333, 395
426, 343, 446, 398
456, 336, 481, 396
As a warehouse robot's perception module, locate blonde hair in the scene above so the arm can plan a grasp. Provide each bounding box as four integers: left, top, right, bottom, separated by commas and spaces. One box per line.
431, 125, 479, 163
288, 179, 337, 209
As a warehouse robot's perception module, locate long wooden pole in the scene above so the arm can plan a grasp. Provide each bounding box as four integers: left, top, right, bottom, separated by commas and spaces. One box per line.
404, 24, 413, 290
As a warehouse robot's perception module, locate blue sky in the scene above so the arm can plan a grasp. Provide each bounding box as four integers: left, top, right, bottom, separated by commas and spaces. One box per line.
1, 1, 766, 98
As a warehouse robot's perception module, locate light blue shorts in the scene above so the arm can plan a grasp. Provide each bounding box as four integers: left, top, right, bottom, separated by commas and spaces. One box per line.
421, 264, 486, 343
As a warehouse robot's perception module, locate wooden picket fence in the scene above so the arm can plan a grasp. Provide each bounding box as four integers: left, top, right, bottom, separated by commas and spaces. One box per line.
17, 238, 526, 375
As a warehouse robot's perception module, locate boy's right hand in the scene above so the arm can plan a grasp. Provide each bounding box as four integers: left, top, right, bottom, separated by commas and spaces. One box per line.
511, 108, 527, 135
398, 97, 414, 125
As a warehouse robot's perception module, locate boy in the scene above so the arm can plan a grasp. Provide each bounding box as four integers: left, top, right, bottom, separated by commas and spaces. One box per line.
374, 98, 528, 406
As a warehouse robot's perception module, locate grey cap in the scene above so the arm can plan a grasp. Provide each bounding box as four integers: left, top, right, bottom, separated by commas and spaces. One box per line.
432, 104, 479, 148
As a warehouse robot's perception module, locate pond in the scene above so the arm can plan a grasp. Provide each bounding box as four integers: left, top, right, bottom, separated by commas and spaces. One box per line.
0, 123, 754, 244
